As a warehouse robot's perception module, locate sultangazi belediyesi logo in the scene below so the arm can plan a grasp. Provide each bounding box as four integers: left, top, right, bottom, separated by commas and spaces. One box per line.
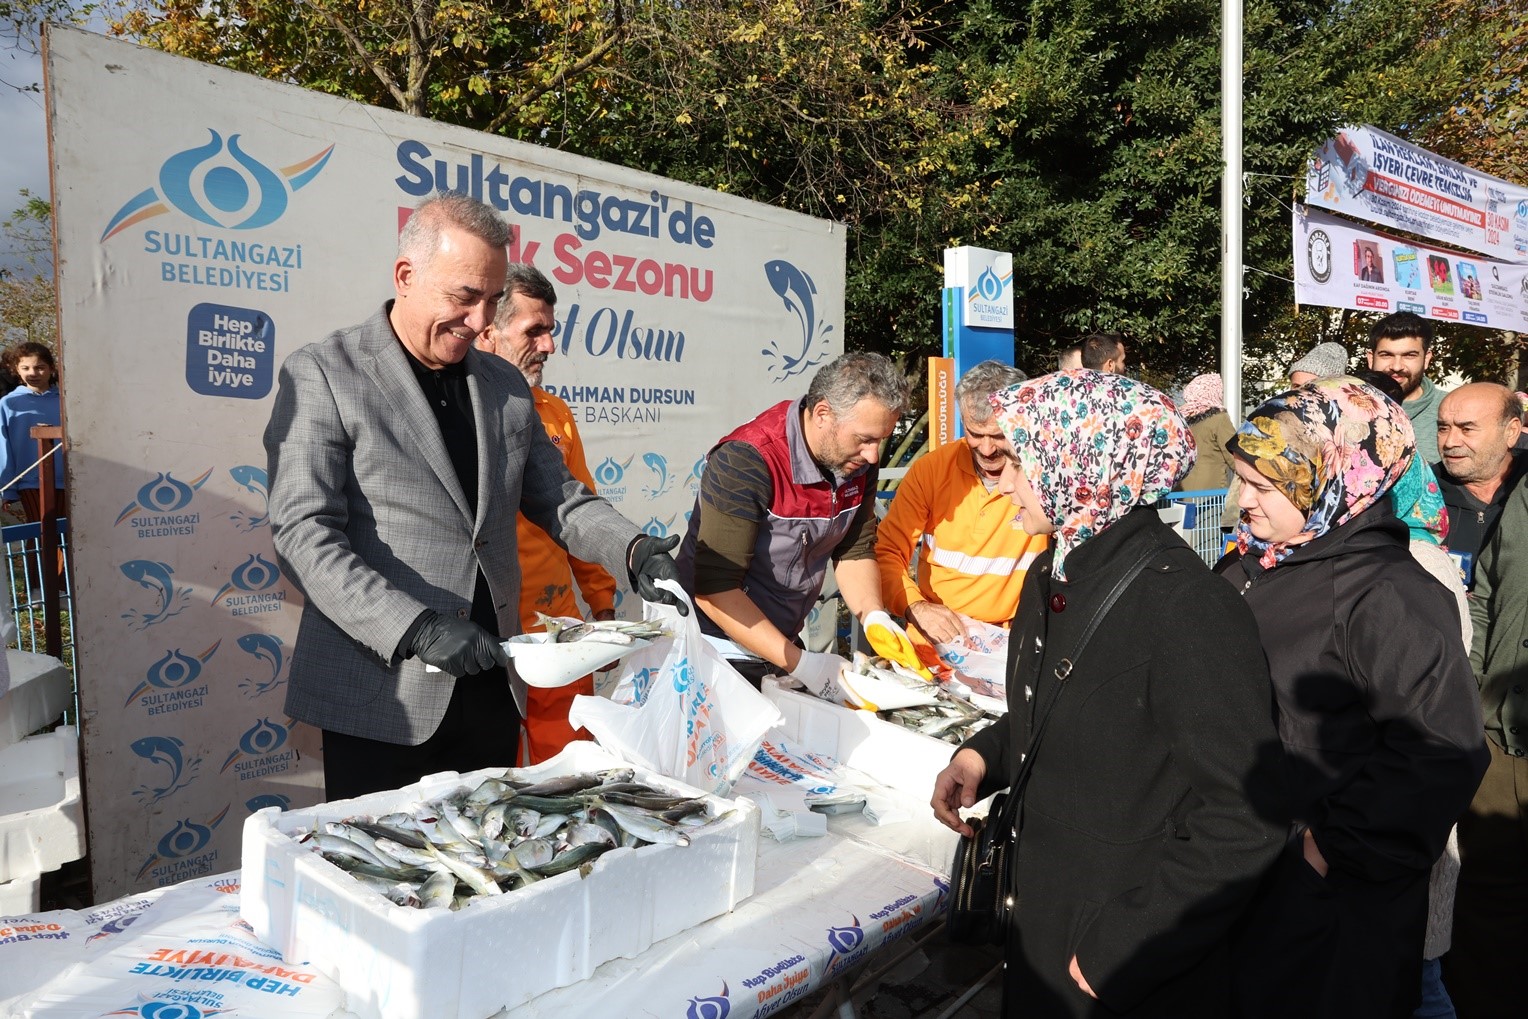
101, 129, 333, 242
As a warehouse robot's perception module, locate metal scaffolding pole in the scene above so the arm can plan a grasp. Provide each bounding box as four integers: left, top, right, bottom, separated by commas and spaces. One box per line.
1221, 0, 1244, 423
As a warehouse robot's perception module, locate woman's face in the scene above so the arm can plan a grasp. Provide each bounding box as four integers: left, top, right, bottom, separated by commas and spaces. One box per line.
1233, 458, 1308, 543
997, 447, 1055, 536
17, 355, 52, 392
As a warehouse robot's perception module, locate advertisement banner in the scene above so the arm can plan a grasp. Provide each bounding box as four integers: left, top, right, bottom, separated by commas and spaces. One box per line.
46, 26, 844, 899
1292, 204, 1528, 329
1305, 124, 1528, 263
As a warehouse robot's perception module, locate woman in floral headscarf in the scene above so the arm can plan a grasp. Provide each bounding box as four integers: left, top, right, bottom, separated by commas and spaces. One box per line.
932, 370, 1285, 1018
1176, 372, 1238, 493
1216, 377, 1487, 1019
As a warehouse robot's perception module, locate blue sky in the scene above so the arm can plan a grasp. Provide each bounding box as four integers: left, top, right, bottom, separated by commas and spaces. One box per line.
0, 41, 51, 272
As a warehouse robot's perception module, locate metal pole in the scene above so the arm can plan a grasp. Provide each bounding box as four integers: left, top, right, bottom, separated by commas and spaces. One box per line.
1221, 0, 1244, 423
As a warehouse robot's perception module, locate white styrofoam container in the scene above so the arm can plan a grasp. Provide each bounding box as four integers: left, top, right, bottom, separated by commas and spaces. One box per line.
0, 726, 84, 883
761, 678, 961, 803
242, 741, 760, 1019
0, 651, 71, 749
0, 871, 42, 914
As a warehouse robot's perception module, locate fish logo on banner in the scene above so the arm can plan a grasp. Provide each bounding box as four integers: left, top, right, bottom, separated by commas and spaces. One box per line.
123, 642, 221, 711
245, 793, 292, 813
100, 129, 333, 241
219, 717, 296, 781
129, 734, 203, 806
119, 560, 193, 630
762, 259, 832, 382
104, 1001, 232, 1019
211, 553, 287, 616
641, 452, 675, 499
236, 632, 287, 698
687, 456, 706, 498
135, 807, 230, 883
641, 515, 676, 538
227, 464, 271, 531
594, 454, 633, 500
686, 984, 730, 1019
822, 916, 868, 979
115, 469, 213, 538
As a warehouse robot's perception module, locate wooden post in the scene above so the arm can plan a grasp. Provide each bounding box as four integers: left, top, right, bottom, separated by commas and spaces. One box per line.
31, 424, 63, 659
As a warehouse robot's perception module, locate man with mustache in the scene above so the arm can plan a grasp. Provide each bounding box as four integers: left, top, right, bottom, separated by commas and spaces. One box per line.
1366, 311, 1448, 463
474, 264, 619, 764
1432, 382, 1526, 585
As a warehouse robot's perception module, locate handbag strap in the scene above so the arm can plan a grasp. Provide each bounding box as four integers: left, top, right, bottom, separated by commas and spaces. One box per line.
993, 538, 1167, 829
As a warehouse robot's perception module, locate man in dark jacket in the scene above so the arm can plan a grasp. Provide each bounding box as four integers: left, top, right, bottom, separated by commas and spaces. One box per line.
1433, 382, 1525, 584
1444, 440, 1528, 1018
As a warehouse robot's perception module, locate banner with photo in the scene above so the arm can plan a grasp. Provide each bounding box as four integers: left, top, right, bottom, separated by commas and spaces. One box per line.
1305, 124, 1528, 264
46, 26, 844, 899
1293, 204, 1528, 330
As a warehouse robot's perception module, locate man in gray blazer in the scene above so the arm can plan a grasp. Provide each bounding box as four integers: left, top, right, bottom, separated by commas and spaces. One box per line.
264, 192, 682, 799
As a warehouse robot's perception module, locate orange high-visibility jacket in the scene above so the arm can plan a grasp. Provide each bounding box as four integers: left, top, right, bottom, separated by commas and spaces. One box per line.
875, 440, 1049, 649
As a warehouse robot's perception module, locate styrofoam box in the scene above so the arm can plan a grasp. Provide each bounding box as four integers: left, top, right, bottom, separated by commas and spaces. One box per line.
241, 741, 760, 1019
0, 726, 84, 883
761, 678, 960, 804
0, 871, 41, 914
0, 650, 72, 750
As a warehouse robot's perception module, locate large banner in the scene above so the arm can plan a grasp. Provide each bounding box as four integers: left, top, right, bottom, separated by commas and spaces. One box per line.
46, 26, 844, 899
1305, 124, 1528, 263
1293, 204, 1528, 329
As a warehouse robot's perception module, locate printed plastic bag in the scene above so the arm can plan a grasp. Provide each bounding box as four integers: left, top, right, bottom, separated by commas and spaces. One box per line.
933, 616, 1009, 699
569, 581, 783, 795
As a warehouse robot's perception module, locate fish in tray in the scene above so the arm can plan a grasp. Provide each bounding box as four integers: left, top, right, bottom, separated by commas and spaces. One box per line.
292, 767, 733, 910
536, 613, 669, 646
860, 655, 1003, 745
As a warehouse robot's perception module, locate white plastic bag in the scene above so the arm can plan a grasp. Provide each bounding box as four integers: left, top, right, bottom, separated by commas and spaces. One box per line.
933, 615, 1009, 699
569, 581, 783, 795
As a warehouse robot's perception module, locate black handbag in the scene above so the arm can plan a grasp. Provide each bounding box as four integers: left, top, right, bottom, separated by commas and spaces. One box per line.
945, 540, 1165, 945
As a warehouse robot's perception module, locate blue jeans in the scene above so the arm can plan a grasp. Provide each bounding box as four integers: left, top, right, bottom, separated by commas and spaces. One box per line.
1414, 957, 1456, 1019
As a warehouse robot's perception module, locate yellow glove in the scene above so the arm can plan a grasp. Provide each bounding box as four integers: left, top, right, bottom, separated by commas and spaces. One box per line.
861, 610, 933, 681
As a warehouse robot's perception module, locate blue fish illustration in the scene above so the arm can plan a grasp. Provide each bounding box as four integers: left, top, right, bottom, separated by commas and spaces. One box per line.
229, 464, 271, 531
236, 632, 287, 698
130, 734, 201, 804
642, 452, 672, 499
762, 259, 832, 381
120, 560, 192, 630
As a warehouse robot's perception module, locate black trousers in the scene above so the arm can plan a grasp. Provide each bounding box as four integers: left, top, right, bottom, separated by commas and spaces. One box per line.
321, 666, 520, 800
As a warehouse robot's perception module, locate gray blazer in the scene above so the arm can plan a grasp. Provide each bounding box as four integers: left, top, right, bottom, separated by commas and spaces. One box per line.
264, 304, 638, 744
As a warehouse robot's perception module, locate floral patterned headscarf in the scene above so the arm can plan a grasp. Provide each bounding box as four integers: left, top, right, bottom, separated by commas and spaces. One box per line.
990, 370, 1196, 580
1390, 454, 1449, 547
1179, 373, 1225, 420
1227, 376, 1415, 568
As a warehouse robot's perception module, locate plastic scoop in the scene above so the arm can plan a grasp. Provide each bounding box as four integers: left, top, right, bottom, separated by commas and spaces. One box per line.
861, 610, 934, 681
423, 633, 652, 687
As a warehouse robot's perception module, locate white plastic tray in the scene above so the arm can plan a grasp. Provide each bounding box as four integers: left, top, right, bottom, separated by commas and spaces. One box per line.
0, 651, 70, 750
0, 726, 84, 883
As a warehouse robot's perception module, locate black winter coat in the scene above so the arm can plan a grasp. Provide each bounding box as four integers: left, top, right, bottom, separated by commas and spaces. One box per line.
962, 508, 1286, 1018
1216, 501, 1488, 1018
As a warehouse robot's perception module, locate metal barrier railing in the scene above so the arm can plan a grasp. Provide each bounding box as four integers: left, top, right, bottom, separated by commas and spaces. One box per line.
3, 518, 76, 722
1161, 490, 1231, 566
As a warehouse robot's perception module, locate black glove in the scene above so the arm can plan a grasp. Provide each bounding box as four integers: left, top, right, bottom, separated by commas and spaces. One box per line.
627, 534, 689, 615
409, 610, 508, 676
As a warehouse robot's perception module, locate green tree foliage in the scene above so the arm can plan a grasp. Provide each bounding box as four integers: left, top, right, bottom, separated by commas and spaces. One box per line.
0, 189, 55, 347
6, 0, 1520, 390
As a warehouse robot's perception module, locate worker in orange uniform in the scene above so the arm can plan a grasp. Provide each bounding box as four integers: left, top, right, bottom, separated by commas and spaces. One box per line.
476, 265, 618, 763
875, 360, 1049, 668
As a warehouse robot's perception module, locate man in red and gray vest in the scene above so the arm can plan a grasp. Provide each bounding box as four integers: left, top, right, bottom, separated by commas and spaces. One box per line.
678, 352, 912, 689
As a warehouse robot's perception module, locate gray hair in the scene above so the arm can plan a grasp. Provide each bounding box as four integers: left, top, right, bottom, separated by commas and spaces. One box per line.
496, 263, 558, 327
956, 360, 1027, 424
398, 192, 511, 266
803, 352, 912, 418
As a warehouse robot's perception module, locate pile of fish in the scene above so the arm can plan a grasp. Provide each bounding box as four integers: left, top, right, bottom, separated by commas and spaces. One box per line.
536, 613, 668, 646
851, 653, 1001, 745
293, 767, 729, 911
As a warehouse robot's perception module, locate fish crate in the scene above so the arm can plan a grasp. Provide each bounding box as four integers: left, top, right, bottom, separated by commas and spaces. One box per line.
0, 726, 85, 886
760, 678, 968, 805
241, 741, 759, 1019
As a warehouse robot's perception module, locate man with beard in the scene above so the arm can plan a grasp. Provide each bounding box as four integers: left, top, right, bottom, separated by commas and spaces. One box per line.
474, 264, 619, 764
1432, 382, 1526, 585
677, 352, 912, 689
1366, 312, 1448, 463
875, 360, 1048, 668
